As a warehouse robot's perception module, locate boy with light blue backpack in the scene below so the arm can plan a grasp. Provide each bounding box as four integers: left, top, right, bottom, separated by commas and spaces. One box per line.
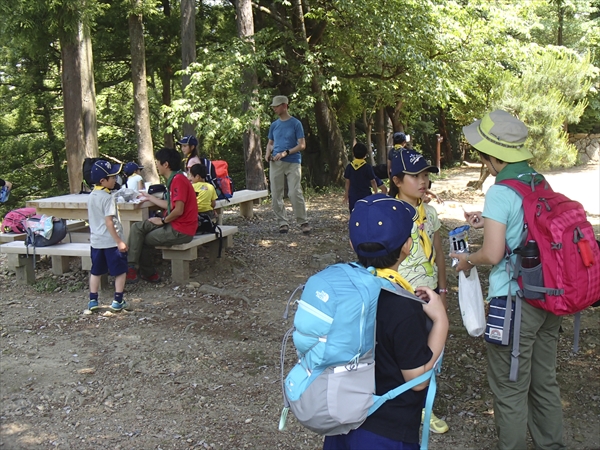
280, 194, 448, 450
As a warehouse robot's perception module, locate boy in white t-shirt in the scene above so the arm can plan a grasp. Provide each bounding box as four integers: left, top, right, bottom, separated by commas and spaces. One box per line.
124, 162, 145, 191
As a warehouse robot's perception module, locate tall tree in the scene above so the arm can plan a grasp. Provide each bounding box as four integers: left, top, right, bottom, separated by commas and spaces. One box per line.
129, 0, 158, 183
181, 0, 196, 137
235, 0, 266, 190
60, 24, 87, 193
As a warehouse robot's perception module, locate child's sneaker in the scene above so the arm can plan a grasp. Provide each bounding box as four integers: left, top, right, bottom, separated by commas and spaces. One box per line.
110, 300, 129, 312
126, 266, 139, 283
422, 409, 449, 434
87, 299, 100, 311
140, 271, 161, 283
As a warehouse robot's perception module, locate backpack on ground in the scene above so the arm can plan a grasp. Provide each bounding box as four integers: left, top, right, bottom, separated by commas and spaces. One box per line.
196, 213, 223, 257
279, 262, 441, 450
81, 157, 126, 193
212, 160, 234, 200
497, 176, 600, 381
2, 207, 37, 234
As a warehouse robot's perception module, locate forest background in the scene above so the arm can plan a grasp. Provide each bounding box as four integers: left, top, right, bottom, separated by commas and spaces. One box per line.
0, 0, 599, 217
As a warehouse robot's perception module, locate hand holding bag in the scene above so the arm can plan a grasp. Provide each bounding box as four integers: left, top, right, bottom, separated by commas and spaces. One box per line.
458, 267, 486, 337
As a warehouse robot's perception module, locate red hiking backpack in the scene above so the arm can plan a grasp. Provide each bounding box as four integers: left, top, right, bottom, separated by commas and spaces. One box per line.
2, 207, 37, 234
500, 178, 600, 315
499, 177, 600, 381
212, 160, 234, 200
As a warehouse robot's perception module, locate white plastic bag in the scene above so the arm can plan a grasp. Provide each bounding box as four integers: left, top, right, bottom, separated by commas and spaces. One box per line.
458, 267, 486, 337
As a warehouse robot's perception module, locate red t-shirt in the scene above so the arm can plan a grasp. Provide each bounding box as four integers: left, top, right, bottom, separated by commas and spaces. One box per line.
169, 173, 198, 236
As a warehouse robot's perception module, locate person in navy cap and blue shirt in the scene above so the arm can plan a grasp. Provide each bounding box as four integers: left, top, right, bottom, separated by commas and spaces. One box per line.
124, 162, 145, 192
323, 194, 448, 450
87, 160, 129, 312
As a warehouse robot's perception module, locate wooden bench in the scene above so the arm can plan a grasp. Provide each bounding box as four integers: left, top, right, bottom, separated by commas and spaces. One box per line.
0, 241, 93, 284
156, 225, 238, 283
213, 189, 268, 224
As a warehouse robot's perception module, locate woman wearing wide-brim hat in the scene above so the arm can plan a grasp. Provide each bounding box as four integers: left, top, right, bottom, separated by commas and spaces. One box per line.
451, 110, 565, 450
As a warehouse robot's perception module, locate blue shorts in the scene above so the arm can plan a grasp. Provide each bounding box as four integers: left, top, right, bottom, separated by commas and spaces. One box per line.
90, 247, 128, 276
323, 428, 419, 450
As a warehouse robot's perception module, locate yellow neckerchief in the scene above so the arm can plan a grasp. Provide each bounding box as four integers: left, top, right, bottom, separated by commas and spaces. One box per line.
93, 185, 110, 193
374, 268, 414, 292
351, 158, 367, 170
416, 200, 434, 263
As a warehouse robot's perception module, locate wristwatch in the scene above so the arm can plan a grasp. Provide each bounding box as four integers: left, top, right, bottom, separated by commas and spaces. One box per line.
161, 217, 166, 224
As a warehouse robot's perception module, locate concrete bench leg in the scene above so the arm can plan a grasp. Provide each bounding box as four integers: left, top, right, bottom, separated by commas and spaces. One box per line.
51, 256, 71, 275
171, 260, 190, 284
8, 254, 35, 284
239, 201, 254, 219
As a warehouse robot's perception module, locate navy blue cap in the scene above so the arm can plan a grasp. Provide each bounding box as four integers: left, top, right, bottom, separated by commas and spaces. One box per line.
349, 194, 416, 258
391, 149, 439, 176
123, 162, 144, 175
393, 132, 407, 144
91, 160, 122, 184
178, 135, 198, 146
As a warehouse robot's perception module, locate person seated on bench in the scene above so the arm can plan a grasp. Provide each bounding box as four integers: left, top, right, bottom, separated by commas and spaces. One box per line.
127, 148, 198, 283
190, 163, 217, 217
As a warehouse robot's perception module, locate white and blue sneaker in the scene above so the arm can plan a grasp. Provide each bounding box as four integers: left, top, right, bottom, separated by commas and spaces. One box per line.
110, 300, 129, 312
88, 299, 100, 311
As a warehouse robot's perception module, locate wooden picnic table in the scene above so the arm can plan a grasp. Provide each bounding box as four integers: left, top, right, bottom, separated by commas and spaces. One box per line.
26, 193, 155, 240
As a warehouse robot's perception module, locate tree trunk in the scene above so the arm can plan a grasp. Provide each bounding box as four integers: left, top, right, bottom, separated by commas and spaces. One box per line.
439, 108, 453, 165
375, 108, 386, 164
129, 1, 159, 183
467, 164, 490, 190
61, 37, 85, 193
310, 78, 347, 186
161, 0, 174, 148
181, 0, 196, 137
236, 0, 266, 190
386, 101, 403, 132
79, 22, 98, 159
363, 110, 374, 166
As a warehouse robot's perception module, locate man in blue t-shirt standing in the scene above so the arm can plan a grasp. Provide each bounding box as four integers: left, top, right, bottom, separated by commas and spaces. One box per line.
265, 95, 311, 234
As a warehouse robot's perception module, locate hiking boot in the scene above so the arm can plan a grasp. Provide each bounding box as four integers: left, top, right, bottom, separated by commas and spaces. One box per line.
110, 300, 129, 312
140, 271, 161, 283
301, 223, 312, 235
87, 299, 99, 311
279, 224, 289, 234
422, 409, 449, 434
126, 266, 139, 284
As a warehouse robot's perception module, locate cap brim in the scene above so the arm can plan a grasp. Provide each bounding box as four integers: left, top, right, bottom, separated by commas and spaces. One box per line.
402, 165, 439, 175
463, 120, 533, 163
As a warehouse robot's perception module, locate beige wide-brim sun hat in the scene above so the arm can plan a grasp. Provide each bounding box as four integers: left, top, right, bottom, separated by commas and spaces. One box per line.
463, 110, 534, 163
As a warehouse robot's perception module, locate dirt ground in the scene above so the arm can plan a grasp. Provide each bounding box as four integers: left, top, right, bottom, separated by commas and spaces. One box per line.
1, 165, 599, 450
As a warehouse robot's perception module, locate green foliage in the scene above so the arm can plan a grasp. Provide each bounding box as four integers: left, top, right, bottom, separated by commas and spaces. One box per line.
495, 46, 595, 168
33, 276, 60, 293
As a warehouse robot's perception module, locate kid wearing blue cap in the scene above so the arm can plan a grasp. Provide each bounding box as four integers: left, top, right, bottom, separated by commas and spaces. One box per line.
87, 160, 128, 312
388, 149, 449, 434
124, 162, 145, 192
324, 194, 448, 450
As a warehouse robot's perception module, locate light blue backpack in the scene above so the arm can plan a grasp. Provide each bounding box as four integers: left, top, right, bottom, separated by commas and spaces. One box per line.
279, 262, 441, 450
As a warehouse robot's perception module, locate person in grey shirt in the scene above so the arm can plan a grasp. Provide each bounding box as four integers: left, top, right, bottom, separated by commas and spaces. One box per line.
87, 160, 129, 312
